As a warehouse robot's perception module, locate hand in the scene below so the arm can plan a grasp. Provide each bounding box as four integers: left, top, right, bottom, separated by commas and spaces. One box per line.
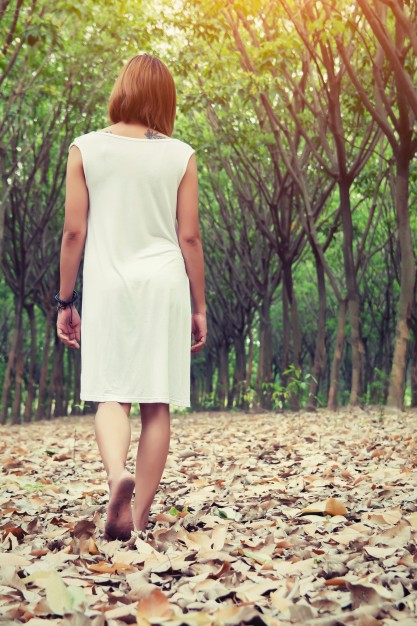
56, 306, 81, 349
191, 312, 207, 353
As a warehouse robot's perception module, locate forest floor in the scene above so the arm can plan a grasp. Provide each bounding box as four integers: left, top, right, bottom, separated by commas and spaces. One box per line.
0, 406, 416, 625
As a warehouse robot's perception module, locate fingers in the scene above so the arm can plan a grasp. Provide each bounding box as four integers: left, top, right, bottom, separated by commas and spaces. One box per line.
57, 326, 80, 349
191, 335, 207, 353
67, 318, 81, 341
58, 334, 80, 349
56, 307, 81, 348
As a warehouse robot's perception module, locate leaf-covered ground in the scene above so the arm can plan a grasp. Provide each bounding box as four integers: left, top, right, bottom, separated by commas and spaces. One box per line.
1, 407, 417, 626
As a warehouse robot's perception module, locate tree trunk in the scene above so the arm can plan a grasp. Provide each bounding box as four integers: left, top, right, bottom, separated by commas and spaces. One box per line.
45, 388, 53, 420
411, 322, 417, 408
65, 347, 72, 415
307, 248, 327, 410
23, 304, 37, 423
280, 281, 290, 400
36, 309, 54, 421
283, 262, 302, 410
256, 298, 273, 410
11, 304, 24, 425
71, 349, 82, 415
83, 401, 95, 416
383, 284, 394, 404
387, 153, 416, 410
215, 342, 229, 409
246, 325, 254, 391
1, 297, 23, 424
328, 299, 347, 411
52, 332, 65, 417
204, 352, 214, 404
339, 180, 365, 406
369, 330, 382, 405
232, 332, 247, 409
190, 366, 199, 409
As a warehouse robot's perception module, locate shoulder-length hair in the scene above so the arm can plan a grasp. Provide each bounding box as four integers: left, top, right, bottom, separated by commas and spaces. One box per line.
107, 54, 177, 136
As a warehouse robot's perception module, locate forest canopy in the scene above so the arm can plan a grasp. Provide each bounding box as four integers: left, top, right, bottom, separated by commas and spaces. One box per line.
0, 0, 416, 423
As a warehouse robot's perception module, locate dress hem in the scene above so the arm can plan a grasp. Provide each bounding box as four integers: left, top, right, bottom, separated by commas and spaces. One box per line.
80, 394, 190, 408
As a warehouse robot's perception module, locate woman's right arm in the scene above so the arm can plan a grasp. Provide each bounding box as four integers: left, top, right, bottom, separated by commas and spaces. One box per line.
177, 154, 207, 351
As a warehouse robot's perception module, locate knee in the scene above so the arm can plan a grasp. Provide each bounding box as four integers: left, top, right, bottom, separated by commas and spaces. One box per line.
97, 401, 131, 417
120, 402, 132, 417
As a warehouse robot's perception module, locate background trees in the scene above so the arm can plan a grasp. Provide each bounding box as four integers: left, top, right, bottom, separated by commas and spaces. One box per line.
0, 0, 416, 421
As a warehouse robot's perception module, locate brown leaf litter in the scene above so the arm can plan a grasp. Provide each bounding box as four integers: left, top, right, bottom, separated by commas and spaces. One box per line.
0, 406, 416, 625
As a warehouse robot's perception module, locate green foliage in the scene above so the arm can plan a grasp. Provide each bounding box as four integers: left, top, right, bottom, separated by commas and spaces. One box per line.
21, 482, 48, 493
365, 368, 390, 405
199, 391, 218, 410
263, 365, 319, 411
242, 385, 257, 407
168, 505, 189, 516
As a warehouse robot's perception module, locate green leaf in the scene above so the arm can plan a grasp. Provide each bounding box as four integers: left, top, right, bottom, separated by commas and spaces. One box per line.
212, 506, 242, 521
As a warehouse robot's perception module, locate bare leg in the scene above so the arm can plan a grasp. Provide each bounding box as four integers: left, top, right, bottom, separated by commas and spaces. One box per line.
133, 402, 170, 531
95, 401, 135, 540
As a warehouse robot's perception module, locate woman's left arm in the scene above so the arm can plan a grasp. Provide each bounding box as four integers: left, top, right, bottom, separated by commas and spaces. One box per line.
56, 145, 88, 349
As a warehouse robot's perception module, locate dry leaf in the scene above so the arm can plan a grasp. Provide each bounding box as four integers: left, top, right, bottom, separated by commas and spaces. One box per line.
1, 409, 416, 624
136, 588, 174, 619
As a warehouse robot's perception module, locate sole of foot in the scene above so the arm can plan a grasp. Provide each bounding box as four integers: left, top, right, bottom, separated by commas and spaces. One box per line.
103, 470, 135, 541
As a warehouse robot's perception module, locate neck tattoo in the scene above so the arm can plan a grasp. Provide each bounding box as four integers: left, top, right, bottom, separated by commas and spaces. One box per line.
144, 129, 166, 139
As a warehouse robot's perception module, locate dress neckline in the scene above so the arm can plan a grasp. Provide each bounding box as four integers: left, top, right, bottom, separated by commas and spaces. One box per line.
94, 130, 175, 142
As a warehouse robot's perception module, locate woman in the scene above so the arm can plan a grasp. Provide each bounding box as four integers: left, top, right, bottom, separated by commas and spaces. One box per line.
55, 54, 207, 541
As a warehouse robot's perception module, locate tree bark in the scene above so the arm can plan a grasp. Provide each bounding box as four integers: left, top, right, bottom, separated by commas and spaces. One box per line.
328, 299, 348, 411
280, 280, 290, 399
283, 262, 302, 410
307, 248, 327, 410
52, 332, 65, 418
10, 304, 24, 425
245, 325, 254, 411
1, 297, 23, 424
23, 304, 37, 422
215, 342, 229, 409
71, 350, 82, 415
204, 352, 214, 405
190, 366, 199, 409
411, 322, 417, 408
36, 308, 54, 421
339, 180, 365, 406
65, 347, 72, 415
387, 153, 416, 410
232, 333, 247, 409
246, 325, 254, 393
256, 298, 273, 410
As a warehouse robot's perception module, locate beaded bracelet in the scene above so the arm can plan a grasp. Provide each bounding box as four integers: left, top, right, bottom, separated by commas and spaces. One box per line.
54, 290, 79, 312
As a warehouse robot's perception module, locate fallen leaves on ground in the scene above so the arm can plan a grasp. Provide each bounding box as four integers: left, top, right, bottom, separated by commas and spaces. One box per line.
0, 406, 416, 625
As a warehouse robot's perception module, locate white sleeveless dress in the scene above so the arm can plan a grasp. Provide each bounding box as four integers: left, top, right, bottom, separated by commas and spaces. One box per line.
67, 130, 195, 408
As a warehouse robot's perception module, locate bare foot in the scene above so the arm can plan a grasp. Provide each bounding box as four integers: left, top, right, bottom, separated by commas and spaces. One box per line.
103, 470, 135, 541
133, 517, 149, 532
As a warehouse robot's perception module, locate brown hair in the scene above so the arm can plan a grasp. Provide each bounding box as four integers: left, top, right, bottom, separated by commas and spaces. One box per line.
107, 54, 177, 136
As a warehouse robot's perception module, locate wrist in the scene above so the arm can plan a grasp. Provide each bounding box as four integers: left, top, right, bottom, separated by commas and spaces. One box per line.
54, 289, 79, 312
59, 291, 75, 302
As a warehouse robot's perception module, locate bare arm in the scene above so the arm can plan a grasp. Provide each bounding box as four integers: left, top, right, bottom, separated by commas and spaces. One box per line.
59, 145, 88, 301
56, 144, 88, 350
177, 153, 206, 315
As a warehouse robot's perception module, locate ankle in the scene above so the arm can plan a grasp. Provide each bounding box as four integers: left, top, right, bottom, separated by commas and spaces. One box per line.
133, 512, 149, 531
133, 502, 150, 522
107, 468, 129, 485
